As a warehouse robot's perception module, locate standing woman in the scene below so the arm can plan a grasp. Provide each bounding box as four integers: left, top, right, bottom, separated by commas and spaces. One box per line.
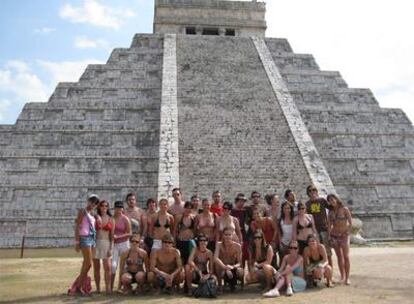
327, 194, 352, 285
149, 198, 174, 251
174, 201, 197, 265
195, 199, 217, 253
72, 194, 100, 295
292, 202, 317, 254
112, 201, 132, 291
278, 202, 295, 263
93, 200, 114, 294
216, 202, 243, 244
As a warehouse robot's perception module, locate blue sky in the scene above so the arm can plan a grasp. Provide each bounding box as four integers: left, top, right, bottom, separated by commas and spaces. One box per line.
1, 0, 413, 124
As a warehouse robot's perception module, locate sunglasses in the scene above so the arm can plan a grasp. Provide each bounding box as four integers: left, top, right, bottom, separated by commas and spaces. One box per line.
298, 207, 306, 210
163, 241, 173, 244
100, 205, 109, 208
254, 236, 262, 240
131, 240, 139, 244
310, 189, 317, 193
289, 246, 298, 249
198, 239, 207, 242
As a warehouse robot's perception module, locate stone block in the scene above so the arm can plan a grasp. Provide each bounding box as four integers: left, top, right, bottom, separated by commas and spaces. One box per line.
65, 158, 102, 172
356, 159, 384, 172
390, 214, 413, 231
381, 135, 405, 147
62, 109, 85, 121
376, 185, 414, 199
82, 133, 112, 146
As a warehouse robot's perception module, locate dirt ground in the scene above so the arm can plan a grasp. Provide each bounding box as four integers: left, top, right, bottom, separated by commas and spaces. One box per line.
0, 245, 413, 304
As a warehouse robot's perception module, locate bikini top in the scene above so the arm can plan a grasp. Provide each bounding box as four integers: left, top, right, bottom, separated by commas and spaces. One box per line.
194, 250, 209, 267
253, 244, 269, 263
126, 250, 144, 267
154, 216, 171, 229
198, 214, 216, 230
219, 217, 235, 232
309, 253, 323, 264
297, 216, 312, 230
96, 218, 113, 231
332, 208, 347, 222
178, 215, 195, 231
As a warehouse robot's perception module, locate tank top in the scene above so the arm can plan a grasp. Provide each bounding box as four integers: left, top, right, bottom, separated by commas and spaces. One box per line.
79, 210, 95, 236
280, 219, 293, 246
114, 216, 129, 244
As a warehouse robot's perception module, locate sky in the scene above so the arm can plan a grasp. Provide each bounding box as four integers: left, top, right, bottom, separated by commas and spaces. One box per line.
0, 0, 413, 124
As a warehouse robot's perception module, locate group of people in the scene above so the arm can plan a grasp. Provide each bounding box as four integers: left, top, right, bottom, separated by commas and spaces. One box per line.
71, 185, 352, 298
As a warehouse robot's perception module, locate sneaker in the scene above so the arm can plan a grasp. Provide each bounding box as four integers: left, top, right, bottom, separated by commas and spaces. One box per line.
286, 286, 293, 296
263, 289, 280, 298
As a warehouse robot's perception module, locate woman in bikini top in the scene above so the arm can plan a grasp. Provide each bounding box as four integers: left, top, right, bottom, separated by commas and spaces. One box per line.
196, 199, 216, 241
293, 202, 317, 242
327, 194, 352, 285
151, 199, 174, 241
175, 202, 196, 241
216, 202, 242, 243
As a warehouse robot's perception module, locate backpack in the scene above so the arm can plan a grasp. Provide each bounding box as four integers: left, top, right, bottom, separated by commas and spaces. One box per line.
192, 277, 218, 298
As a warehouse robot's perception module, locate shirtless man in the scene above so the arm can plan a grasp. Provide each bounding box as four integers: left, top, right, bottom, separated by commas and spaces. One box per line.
148, 234, 184, 294
124, 193, 147, 237
214, 227, 244, 292
169, 188, 185, 217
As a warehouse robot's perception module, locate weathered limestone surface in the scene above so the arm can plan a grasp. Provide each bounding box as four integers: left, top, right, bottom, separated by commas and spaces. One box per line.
0, 1, 413, 246
265, 38, 414, 238
175, 35, 313, 199
154, 0, 266, 37
158, 34, 180, 200
0, 35, 164, 247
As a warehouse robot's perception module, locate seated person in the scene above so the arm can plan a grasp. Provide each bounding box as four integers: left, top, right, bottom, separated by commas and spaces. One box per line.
303, 234, 333, 287
119, 234, 149, 294
246, 229, 275, 291
148, 234, 184, 294
214, 227, 244, 292
185, 233, 216, 295
263, 240, 305, 297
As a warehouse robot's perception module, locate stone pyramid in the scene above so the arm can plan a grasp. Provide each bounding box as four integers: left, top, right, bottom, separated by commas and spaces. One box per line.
0, 0, 413, 247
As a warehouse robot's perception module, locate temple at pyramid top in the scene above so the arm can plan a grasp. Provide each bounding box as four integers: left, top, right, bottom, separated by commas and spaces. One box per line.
153, 0, 267, 36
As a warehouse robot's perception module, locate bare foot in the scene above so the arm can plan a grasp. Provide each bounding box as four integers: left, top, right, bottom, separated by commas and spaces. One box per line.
345, 279, 351, 285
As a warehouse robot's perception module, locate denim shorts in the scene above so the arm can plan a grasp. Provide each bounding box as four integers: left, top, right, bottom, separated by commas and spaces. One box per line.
79, 235, 96, 248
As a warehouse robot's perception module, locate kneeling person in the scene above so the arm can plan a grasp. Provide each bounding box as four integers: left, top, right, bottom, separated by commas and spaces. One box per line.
120, 234, 149, 294
185, 233, 216, 295
148, 234, 184, 294
214, 227, 244, 292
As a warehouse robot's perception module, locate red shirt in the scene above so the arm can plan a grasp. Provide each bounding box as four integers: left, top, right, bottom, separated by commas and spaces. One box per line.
210, 203, 223, 216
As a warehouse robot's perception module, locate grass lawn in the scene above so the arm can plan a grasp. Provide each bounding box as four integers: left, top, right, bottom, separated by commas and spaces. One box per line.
0, 244, 413, 304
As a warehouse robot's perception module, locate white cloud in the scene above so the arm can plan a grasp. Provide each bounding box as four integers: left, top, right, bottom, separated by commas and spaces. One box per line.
266, 0, 414, 124
0, 99, 12, 121
34, 27, 56, 34
37, 59, 103, 85
74, 36, 108, 49
0, 60, 48, 101
59, 0, 135, 29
